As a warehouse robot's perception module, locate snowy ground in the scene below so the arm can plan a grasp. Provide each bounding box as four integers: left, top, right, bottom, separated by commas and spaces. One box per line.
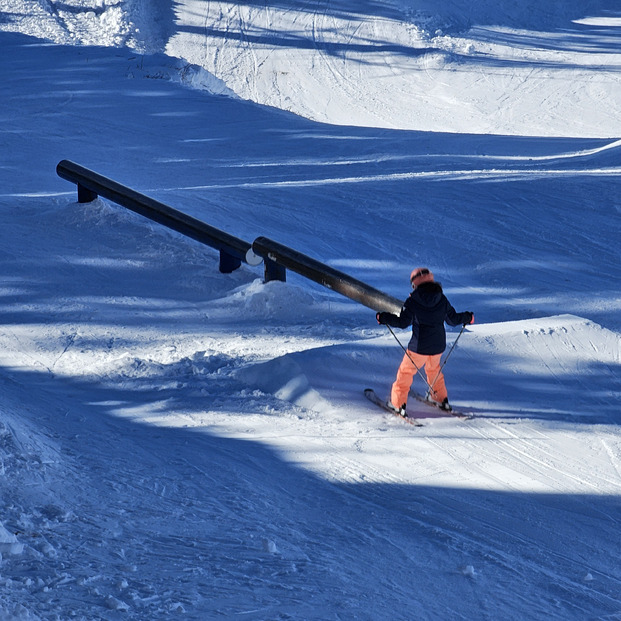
0, 1, 620, 619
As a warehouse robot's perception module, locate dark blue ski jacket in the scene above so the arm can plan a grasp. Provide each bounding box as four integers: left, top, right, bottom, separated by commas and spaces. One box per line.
378, 282, 472, 355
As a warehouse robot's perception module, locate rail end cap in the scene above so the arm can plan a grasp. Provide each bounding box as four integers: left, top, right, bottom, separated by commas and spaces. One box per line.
245, 247, 263, 266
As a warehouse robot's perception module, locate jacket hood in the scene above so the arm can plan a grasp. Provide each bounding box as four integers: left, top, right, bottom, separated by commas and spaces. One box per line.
412, 281, 443, 307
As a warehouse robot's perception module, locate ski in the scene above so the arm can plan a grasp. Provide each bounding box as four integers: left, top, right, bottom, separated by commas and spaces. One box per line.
364, 388, 424, 426
410, 391, 472, 420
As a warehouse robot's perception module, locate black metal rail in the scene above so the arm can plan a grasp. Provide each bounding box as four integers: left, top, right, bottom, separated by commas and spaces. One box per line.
252, 236, 402, 313
56, 159, 257, 273
57, 160, 401, 312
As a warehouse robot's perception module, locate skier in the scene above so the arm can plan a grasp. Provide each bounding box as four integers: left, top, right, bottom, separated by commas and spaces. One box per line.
376, 268, 474, 415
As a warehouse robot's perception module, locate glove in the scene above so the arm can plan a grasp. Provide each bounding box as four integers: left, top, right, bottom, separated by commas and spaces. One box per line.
376, 312, 388, 325
464, 312, 474, 325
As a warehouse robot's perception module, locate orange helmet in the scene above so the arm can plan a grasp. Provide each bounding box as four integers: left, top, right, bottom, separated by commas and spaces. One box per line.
410, 267, 434, 287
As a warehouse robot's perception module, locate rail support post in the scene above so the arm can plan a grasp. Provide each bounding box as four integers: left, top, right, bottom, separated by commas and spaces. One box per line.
77, 183, 98, 203
219, 251, 242, 274
264, 258, 286, 283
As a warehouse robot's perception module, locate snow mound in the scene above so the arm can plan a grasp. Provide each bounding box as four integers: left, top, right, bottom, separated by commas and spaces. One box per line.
0, 0, 133, 48
212, 279, 324, 322
239, 315, 620, 421
177, 63, 238, 98
470, 314, 620, 368
237, 355, 333, 414
0, 523, 23, 557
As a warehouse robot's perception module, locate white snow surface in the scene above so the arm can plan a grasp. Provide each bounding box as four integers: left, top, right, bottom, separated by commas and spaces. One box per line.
1, 0, 621, 619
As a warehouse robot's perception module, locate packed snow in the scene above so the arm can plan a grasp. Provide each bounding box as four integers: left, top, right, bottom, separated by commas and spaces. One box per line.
0, 0, 620, 619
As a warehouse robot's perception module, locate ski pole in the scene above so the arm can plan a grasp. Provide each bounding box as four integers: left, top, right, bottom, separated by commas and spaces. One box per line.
427, 323, 468, 398
385, 324, 434, 392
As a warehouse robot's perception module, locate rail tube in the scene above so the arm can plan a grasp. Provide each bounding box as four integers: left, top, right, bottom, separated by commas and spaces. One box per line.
252, 236, 402, 313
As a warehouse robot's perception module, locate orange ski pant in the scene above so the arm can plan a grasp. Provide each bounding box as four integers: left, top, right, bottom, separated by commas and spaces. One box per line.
391, 351, 447, 410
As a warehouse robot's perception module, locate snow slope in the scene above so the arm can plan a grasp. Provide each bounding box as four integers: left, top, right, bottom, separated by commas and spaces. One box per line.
0, 1, 620, 619
164, 0, 621, 136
